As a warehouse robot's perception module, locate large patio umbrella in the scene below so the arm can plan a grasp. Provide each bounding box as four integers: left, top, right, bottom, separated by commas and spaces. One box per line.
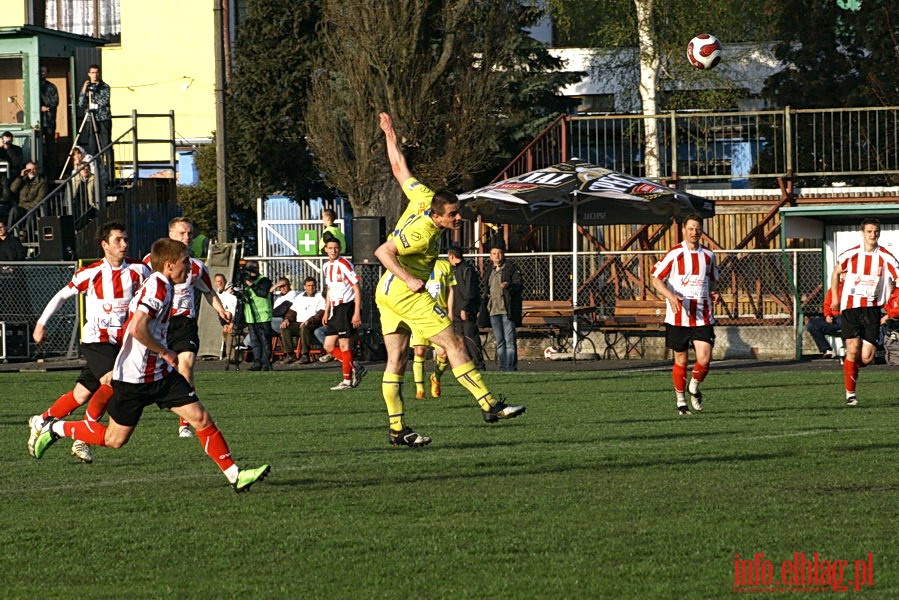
457, 159, 715, 352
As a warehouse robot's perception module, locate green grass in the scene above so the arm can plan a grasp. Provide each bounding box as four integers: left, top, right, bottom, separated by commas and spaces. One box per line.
1, 365, 897, 598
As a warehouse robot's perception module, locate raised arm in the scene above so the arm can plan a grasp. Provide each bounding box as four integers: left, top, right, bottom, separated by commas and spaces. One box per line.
379, 112, 412, 186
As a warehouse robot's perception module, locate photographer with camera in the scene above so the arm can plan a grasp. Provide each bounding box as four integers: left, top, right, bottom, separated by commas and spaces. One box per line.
77, 65, 111, 158
241, 261, 274, 371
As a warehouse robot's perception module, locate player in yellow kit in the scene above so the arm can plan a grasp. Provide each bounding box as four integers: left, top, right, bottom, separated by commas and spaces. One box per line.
374, 112, 525, 447
409, 258, 455, 399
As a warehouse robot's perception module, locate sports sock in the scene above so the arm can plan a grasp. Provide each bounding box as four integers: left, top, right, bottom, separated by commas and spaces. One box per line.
381, 372, 405, 431
690, 363, 709, 388
179, 416, 190, 428
195, 424, 236, 472
412, 355, 426, 393
843, 359, 858, 394
434, 355, 449, 380
44, 391, 81, 419
452, 361, 494, 411
59, 419, 107, 446
341, 347, 354, 381
330, 347, 344, 362
84, 385, 114, 422
672, 363, 687, 393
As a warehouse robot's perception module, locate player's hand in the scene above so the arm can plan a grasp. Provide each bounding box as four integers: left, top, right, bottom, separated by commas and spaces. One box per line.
710, 291, 721, 303
162, 349, 178, 368
668, 296, 684, 314
32, 323, 46, 344
352, 314, 362, 328
379, 112, 393, 133
406, 277, 426, 293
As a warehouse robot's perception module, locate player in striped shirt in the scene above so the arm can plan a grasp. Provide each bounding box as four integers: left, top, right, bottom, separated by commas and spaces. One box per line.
651, 215, 720, 415
27, 221, 150, 463
149, 217, 231, 437
829, 218, 898, 406
32, 238, 271, 493
321, 236, 365, 390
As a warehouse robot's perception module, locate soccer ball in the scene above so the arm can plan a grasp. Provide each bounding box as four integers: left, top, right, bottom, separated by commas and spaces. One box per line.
543, 346, 559, 359
686, 34, 722, 70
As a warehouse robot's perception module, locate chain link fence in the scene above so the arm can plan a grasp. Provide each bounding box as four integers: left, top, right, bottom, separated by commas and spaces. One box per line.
0, 262, 77, 360
2, 249, 825, 362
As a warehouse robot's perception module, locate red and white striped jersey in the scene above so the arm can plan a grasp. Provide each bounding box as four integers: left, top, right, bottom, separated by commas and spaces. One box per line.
837, 244, 899, 309
651, 242, 719, 327
143, 254, 212, 318
113, 272, 174, 383
323, 256, 359, 306
54, 258, 150, 345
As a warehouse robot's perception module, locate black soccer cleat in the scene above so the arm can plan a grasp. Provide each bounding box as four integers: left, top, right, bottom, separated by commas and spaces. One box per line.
482, 401, 526, 424
389, 427, 431, 447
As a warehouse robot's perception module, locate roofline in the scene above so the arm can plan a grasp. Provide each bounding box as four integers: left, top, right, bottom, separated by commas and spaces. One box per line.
0, 25, 107, 46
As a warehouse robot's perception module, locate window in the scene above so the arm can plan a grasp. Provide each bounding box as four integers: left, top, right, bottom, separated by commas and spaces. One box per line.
0, 57, 25, 124
45, 0, 121, 44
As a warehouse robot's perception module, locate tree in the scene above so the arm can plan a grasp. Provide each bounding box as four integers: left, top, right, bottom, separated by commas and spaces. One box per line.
226, 0, 327, 206
304, 0, 581, 228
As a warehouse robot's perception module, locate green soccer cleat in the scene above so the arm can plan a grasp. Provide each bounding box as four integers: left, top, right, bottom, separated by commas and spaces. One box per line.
33, 418, 61, 459
232, 464, 271, 493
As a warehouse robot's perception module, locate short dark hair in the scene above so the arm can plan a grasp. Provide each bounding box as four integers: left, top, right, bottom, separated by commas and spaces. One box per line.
861, 217, 881, 229
681, 214, 703, 227
303, 276, 317, 285
322, 231, 342, 251
88, 64, 101, 72
322, 209, 337, 221
447, 246, 464, 260
430, 189, 460, 215
97, 220, 126, 247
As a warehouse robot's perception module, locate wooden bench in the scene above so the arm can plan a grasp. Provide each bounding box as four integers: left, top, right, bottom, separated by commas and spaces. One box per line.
519, 300, 597, 358
598, 299, 667, 359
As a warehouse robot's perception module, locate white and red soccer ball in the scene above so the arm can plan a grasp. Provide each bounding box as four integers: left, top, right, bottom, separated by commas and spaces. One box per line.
686, 34, 722, 70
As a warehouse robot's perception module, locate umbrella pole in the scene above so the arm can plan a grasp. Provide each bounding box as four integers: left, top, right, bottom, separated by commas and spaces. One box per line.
572, 212, 578, 361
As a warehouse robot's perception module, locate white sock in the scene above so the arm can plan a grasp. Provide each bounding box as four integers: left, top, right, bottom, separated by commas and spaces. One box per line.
676, 391, 686, 403
688, 378, 700, 395
223, 464, 239, 484
51, 420, 65, 437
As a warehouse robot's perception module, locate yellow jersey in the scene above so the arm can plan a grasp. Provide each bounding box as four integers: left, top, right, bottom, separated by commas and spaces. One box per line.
391, 177, 434, 237
426, 258, 456, 309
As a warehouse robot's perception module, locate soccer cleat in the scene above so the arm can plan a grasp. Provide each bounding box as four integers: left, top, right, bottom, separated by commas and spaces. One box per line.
331, 380, 354, 391
389, 427, 431, 447
677, 404, 692, 416
351, 362, 368, 387
430, 374, 441, 398
482, 400, 526, 423
32, 418, 61, 459
71, 440, 93, 464
845, 394, 858, 407
415, 389, 425, 399
689, 390, 704, 412
318, 353, 335, 363
27, 414, 44, 457
232, 464, 271, 493
178, 425, 195, 438
822, 350, 836, 359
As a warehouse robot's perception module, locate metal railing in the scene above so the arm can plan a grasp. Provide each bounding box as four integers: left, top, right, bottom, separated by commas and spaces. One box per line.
498, 106, 899, 188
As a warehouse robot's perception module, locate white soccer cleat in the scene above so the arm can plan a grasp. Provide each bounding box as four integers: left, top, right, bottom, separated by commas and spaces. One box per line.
689, 390, 704, 412
71, 440, 93, 464
27, 415, 44, 457
178, 425, 195, 438
330, 380, 354, 391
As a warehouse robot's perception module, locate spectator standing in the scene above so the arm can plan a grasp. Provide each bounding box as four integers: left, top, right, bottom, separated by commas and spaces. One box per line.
40, 65, 59, 173
319, 208, 347, 255
651, 215, 720, 416
830, 218, 898, 406
77, 64, 111, 157
283, 276, 326, 364
805, 284, 843, 358
31, 238, 271, 494
0, 221, 25, 261
485, 245, 523, 372
214, 274, 237, 359
447, 246, 486, 369
321, 238, 365, 389
242, 261, 274, 371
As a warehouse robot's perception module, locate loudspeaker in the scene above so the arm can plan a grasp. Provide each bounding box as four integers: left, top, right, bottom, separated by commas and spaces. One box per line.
38, 215, 76, 260
353, 216, 386, 265
0, 322, 30, 359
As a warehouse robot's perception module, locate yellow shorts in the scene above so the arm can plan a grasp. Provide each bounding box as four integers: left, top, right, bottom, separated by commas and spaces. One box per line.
409, 332, 444, 350
376, 272, 452, 340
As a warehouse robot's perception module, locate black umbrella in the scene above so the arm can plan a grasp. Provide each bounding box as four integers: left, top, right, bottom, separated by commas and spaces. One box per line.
458, 159, 715, 226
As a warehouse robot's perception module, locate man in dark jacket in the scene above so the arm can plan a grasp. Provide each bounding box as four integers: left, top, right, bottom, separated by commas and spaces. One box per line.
8, 162, 50, 226
485, 245, 522, 372
0, 221, 25, 261
448, 246, 485, 370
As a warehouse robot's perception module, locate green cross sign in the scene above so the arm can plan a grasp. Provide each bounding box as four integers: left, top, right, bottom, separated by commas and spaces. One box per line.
297, 230, 318, 256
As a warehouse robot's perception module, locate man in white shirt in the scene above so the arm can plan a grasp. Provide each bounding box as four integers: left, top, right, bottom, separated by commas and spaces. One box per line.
282, 276, 326, 363
214, 274, 237, 359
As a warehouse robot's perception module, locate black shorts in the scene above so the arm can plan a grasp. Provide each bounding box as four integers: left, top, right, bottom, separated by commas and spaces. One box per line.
324, 302, 357, 339
108, 372, 198, 428
76, 343, 119, 393
841, 306, 882, 345
167, 316, 200, 354
665, 324, 716, 353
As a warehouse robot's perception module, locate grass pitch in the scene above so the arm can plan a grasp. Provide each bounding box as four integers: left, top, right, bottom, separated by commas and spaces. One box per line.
1, 363, 897, 598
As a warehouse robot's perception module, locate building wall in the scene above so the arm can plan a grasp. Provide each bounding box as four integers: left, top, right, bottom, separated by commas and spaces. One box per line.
100, 1, 217, 150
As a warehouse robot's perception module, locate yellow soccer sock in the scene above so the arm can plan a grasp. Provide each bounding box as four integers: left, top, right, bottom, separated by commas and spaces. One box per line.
412, 355, 426, 393
452, 361, 495, 411
382, 372, 406, 431
434, 355, 449, 380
